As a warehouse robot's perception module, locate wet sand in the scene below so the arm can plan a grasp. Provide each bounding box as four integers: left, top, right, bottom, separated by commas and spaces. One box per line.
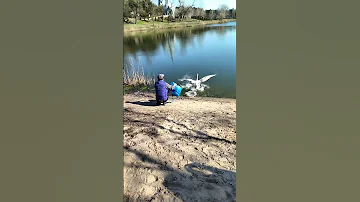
124, 93, 236, 202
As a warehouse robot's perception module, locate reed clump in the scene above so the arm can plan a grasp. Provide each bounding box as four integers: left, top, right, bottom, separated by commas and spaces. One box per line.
123, 59, 155, 92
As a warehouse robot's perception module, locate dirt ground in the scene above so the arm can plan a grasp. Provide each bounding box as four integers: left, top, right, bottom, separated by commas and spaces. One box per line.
123, 93, 236, 202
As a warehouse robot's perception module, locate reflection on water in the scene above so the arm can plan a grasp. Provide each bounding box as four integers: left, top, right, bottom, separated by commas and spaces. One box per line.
124, 22, 236, 98
124, 26, 234, 60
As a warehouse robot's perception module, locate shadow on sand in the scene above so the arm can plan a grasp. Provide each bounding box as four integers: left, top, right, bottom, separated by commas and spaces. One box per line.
124, 108, 236, 145
124, 146, 236, 202
163, 162, 236, 202
126, 100, 158, 106
126, 97, 180, 107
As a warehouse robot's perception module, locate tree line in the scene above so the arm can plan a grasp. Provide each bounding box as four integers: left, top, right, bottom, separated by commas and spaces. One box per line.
124, 0, 236, 24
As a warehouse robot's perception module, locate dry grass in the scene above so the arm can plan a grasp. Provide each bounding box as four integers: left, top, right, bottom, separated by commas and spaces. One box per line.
124, 19, 236, 33
123, 58, 155, 87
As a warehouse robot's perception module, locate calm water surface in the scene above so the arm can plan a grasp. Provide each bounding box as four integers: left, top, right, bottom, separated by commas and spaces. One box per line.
124, 21, 236, 98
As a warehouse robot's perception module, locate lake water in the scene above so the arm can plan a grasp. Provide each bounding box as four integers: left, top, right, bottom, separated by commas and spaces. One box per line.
124, 21, 236, 98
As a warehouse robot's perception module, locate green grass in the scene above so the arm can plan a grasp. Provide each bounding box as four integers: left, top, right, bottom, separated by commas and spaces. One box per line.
124, 84, 154, 94
135, 20, 146, 25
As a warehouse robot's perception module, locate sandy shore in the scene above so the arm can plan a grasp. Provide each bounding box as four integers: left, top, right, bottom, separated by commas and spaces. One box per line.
124, 93, 236, 202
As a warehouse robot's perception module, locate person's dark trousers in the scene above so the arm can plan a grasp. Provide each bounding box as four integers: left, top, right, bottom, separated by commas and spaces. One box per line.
156, 99, 168, 105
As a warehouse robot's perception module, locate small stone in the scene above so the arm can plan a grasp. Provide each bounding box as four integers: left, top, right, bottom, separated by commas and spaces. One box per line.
147, 175, 157, 183
143, 186, 155, 196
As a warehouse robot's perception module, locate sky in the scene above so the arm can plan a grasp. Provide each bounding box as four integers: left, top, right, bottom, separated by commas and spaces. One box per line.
151, 0, 236, 10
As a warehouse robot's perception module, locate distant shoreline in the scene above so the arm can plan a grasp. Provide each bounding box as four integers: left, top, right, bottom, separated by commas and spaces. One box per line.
124, 19, 236, 33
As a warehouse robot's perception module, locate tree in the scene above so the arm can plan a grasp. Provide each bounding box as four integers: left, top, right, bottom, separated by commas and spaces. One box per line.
228, 8, 236, 19
177, 0, 196, 21
153, 5, 165, 21
205, 9, 215, 20
139, 8, 148, 20
192, 7, 199, 19
124, 0, 131, 19
218, 4, 229, 20
128, 0, 142, 24
198, 8, 205, 20
154, 5, 164, 16
141, 0, 155, 20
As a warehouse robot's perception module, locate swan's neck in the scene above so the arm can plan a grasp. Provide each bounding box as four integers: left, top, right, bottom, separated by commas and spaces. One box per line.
196, 73, 199, 81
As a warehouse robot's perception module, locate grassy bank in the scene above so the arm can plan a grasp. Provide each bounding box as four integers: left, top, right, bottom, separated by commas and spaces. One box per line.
124, 19, 236, 33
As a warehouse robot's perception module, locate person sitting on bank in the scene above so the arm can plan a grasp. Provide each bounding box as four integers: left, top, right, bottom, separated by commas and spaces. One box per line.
155, 74, 174, 105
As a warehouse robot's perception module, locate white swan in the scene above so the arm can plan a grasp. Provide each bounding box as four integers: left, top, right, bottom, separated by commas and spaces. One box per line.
180, 73, 216, 89
198, 73, 216, 83
179, 73, 216, 97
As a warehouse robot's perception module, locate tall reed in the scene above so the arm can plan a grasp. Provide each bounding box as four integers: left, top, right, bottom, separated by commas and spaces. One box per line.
123, 58, 155, 88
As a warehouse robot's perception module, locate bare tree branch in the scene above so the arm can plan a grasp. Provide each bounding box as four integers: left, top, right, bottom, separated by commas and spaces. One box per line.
177, 0, 196, 20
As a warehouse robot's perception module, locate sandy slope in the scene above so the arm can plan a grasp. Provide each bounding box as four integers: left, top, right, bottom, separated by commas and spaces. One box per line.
124, 93, 236, 202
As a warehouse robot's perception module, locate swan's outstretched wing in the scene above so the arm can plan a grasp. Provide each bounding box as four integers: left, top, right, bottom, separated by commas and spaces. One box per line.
199, 74, 216, 82
180, 78, 197, 84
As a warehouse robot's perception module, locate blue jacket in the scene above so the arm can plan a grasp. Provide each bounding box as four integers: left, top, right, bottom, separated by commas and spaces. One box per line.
155, 80, 169, 101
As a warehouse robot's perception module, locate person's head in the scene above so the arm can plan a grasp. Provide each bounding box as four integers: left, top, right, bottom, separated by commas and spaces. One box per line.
158, 74, 165, 81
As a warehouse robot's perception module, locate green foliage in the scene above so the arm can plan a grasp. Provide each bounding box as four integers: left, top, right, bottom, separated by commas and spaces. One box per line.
139, 9, 148, 19
124, 0, 167, 23
124, 0, 234, 23
154, 6, 164, 17
128, 0, 139, 11
141, 0, 154, 15
124, 0, 131, 18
